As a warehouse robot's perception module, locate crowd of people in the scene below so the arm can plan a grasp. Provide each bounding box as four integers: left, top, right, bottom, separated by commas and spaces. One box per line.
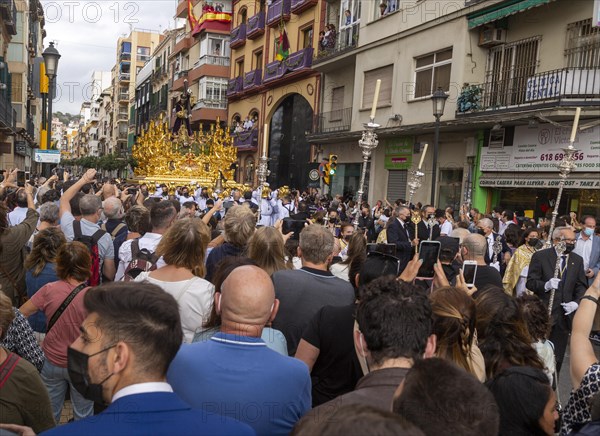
1, 165, 600, 435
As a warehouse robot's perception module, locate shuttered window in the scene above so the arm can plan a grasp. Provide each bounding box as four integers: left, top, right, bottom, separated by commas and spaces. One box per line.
386, 170, 408, 202
362, 65, 393, 110
330, 86, 344, 120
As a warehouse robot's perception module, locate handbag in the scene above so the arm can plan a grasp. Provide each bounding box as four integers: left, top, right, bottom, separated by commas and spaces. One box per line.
47, 283, 87, 333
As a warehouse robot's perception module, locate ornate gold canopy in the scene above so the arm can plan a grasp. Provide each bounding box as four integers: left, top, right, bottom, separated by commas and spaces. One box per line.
132, 119, 244, 195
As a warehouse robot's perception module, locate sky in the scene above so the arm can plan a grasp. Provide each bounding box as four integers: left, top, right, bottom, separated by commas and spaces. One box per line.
40, 0, 182, 114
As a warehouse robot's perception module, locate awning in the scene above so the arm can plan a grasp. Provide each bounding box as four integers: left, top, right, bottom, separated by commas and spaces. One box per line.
479, 173, 600, 190
468, 0, 555, 29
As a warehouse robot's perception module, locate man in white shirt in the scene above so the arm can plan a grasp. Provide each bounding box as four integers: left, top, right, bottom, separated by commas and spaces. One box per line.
7, 189, 29, 226
498, 209, 516, 236
437, 209, 453, 236
116, 201, 176, 280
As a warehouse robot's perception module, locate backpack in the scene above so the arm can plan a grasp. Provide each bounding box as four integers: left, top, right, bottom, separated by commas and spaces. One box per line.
101, 222, 127, 240
73, 220, 106, 286
124, 239, 159, 281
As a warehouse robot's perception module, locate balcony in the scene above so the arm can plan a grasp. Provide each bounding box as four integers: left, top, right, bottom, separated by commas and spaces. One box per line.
174, 34, 193, 55
243, 69, 262, 91
247, 12, 265, 39
0, 0, 17, 35
227, 76, 243, 97
198, 55, 230, 67
117, 113, 128, 122
314, 24, 359, 65
230, 23, 246, 49
119, 72, 131, 82
291, 0, 317, 14
120, 51, 131, 61
232, 128, 258, 150
459, 66, 600, 114
285, 47, 313, 73
119, 92, 129, 102
0, 94, 16, 132
193, 99, 227, 110
263, 61, 285, 83
117, 131, 128, 140
267, 0, 291, 27
313, 108, 351, 134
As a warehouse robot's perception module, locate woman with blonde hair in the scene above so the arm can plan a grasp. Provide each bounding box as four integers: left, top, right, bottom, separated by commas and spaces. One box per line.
247, 226, 290, 276
24, 227, 66, 333
134, 217, 214, 343
430, 286, 486, 381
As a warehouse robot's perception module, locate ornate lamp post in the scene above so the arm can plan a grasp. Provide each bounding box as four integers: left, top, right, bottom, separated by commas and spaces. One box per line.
42, 42, 61, 152
430, 87, 448, 205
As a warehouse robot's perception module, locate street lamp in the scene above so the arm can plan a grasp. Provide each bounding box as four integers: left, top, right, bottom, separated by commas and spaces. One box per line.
42, 42, 61, 152
430, 86, 448, 205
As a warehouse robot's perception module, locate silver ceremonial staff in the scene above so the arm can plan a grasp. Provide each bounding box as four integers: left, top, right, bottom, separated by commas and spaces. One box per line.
256, 154, 270, 226
545, 108, 581, 248
353, 118, 380, 230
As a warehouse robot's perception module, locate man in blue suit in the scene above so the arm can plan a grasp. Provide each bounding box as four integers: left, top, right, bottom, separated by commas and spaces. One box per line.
41, 282, 254, 436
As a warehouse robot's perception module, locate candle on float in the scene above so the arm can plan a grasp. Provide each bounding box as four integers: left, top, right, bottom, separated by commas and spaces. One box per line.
262, 123, 268, 156
569, 107, 581, 143
418, 143, 429, 170
370, 79, 381, 120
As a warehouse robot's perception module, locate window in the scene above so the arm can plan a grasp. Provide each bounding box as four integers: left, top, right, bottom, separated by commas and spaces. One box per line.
199, 77, 228, 105
236, 59, 244, 77
375, 0, 398, 19
238, 7, 247, 25
301, 26, 313, 49
340, 0, 360, 48
254, 50, 263, 70
362, 65, 393, 109
330, 86, 344, 120
485, 37, 539, 107
11, 74, 22, 103
414, 48, 452, 98
137, 46, 150, 62
565, 19, 600, 68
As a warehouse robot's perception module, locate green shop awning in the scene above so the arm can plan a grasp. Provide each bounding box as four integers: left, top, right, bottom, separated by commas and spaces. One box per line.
468, 0, 555, 29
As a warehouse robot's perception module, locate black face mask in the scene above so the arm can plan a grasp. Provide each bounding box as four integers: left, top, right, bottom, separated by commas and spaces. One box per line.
67, 346, 115, 405
527, 238, 539, 247
477, 229, 486, 236
564, 243, 576, 254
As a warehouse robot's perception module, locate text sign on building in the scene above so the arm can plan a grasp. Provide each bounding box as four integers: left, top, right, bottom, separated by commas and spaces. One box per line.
479, 177, 600, 190
480, 124, 600, 173
34, 149, 61, 164
384, 137, 413, 170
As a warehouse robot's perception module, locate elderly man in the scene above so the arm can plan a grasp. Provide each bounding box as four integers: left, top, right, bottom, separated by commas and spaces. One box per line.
477, 217, 511, 273
461, 233, 503, 290
168, 265, 311, 435
8, 189, 30, 227
386, 205, 419, 274
59, 169, 115, 282
101, 197, 128, 263
527, 226, 587, 373
272, 225, 355, 355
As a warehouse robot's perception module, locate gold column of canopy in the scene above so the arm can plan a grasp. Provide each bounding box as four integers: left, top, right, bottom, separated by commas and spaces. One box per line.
132, 119, 247, 197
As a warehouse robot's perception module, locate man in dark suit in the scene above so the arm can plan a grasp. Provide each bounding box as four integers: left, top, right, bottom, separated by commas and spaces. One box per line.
387, 205, 419, 274
477, 217, 511, 275
527, 227, 588, 373
41, 282, 253, 436
414, 205, 441, 242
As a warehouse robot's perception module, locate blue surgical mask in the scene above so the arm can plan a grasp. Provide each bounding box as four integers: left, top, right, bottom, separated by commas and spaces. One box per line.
584, 228, 594, 237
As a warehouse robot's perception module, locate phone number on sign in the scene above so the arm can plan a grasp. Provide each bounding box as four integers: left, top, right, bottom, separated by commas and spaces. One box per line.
540, 152, 584, 161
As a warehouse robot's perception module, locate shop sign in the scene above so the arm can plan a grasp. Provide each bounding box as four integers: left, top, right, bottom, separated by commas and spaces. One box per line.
34, 149, 61, 164
479, 177, 600, 189
480, 124, 600, 173
384, 137, 413, 170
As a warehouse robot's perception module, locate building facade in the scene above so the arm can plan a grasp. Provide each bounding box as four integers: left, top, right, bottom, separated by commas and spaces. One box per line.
110, 29, 163, 157
0, 0, 18, 170
226, 0, 320, 186
308, 0, 599, 218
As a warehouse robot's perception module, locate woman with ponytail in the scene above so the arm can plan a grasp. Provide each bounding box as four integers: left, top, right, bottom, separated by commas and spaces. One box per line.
430, 286, 485, 381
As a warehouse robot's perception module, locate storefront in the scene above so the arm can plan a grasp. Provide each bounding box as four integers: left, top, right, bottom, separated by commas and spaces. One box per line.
477, 123, 600, 218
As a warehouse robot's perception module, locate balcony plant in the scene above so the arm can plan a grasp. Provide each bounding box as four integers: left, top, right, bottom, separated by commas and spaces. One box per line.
457, 84, 482, 113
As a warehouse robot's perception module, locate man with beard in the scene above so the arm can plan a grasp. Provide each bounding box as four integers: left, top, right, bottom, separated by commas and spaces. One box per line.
527, 226, 587, 373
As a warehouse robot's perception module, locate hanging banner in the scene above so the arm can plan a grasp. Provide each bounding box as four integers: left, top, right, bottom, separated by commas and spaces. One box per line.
480, 124, 600, 172
34, 149, 61, 164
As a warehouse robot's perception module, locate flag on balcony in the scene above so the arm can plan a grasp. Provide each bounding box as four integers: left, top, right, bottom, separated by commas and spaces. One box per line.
275, 27, 290, 62
187, 0, 199, 29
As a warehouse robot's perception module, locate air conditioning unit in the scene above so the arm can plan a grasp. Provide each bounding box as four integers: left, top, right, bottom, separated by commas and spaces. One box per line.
489, 128, 505, 149
479, 27, 506, 47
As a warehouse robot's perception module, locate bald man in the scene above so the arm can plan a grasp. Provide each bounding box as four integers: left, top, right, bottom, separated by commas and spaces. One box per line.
461, 233, 503, 290
168, 265, 311, 436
